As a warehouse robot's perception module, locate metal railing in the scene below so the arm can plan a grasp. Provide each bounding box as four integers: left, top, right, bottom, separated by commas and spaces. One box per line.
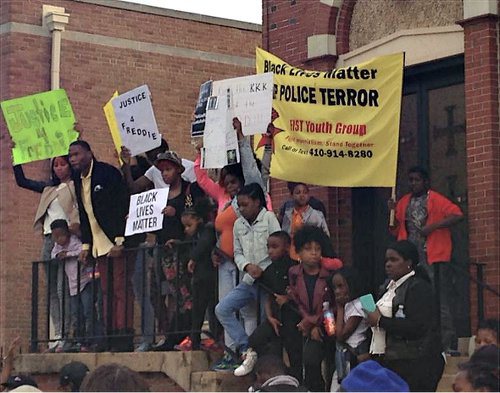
30, 242, 219, 353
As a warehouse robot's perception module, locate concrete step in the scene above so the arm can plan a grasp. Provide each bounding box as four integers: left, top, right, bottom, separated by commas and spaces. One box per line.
191, 370, 254, 392
436, 354, 469, 392
14, 351, 212, 391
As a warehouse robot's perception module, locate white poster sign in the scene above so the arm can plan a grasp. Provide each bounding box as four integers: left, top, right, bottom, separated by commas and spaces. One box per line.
125, 188, 169, 236
211, 72, 273, 135
112, 85, 161, 156
201, 94, 240, 169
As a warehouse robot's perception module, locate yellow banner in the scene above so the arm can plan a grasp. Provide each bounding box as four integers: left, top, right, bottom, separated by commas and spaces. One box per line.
256, 48, 403, 187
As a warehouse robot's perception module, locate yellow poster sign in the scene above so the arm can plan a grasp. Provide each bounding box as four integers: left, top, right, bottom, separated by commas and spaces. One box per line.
256, 48, 404, 187
103, 91, 122, 164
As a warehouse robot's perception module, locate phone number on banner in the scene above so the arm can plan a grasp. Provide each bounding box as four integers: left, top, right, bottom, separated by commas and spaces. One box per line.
309, 148, 373, 158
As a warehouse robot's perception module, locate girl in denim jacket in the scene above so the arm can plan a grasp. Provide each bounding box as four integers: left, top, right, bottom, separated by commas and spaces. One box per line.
215, 183, 281, 375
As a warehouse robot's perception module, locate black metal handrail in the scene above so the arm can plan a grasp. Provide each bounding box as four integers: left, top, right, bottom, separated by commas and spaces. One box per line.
448, 261, 500, 323
30, 242, 219, 353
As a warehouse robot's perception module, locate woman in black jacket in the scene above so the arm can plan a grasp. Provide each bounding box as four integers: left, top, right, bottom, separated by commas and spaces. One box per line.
367, 240, 445, 391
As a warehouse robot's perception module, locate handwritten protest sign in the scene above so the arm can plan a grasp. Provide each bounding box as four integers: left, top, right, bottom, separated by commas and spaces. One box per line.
201, 93, 240, 169
112, 85, 160, 157
255, 48, 404, 187
125, 188, 169, 236
1, 89, 77, 165
211, 73, 273, 135
191, 80, 212, 137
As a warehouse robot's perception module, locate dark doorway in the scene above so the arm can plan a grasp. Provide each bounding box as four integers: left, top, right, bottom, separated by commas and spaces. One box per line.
352, 55, 471, 337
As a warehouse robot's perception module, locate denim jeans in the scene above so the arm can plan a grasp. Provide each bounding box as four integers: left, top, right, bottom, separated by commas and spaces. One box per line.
43, 235, 70, 339
132, 246, 155, 345
218, 260, 259, 351
215, 281, 265, 352
69, 280, 104, 344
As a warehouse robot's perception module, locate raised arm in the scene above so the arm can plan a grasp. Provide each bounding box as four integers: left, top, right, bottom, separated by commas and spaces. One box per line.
13, 164, 49, 193
119, 146, 153, 194
194, 155, 226, 202
233, 118, 265, 190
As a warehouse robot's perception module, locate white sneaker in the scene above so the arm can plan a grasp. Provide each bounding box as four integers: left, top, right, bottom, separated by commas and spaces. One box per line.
234, 348, 257, 376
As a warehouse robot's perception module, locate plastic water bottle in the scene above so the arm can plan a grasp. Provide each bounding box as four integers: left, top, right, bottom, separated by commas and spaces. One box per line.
395, 305, 406, 319
323, 301, 336, 336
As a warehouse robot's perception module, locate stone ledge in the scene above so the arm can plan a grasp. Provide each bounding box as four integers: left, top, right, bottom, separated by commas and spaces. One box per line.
14, 351, 211, 391
191, 370, 254, 392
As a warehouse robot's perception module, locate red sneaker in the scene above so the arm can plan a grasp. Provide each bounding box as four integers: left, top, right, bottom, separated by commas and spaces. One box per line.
201, 338, 224, 353
174, 336, 192, 351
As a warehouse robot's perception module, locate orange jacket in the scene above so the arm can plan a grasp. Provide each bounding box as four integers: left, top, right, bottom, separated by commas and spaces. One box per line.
392, 190, 463, 264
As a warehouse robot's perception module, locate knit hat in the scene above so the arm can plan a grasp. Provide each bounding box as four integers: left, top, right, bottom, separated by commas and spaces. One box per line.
155, 151, 185, 173
1, 375, 38, 390
340, 360, 409, 392
60, 361, 90, 391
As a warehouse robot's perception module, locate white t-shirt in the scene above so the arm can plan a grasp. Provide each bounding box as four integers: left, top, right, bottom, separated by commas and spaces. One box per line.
144, 159, 196, 188
369, 270, 416, 354
344, 298, 369, 348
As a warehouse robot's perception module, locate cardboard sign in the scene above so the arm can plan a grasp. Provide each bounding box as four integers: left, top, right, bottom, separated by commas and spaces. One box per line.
201, 93, 240, 169
191, 80, 212, 137
103, 91, 123, 164
1, 89, 77, 164
125, 188, 169, 236
211, 72, 273, 135
112, 85, 160, 156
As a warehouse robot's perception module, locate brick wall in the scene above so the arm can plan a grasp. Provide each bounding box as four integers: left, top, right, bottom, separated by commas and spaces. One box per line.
0, 0, 260, 350
461, 14, 500, 327
263, 0, 353, 263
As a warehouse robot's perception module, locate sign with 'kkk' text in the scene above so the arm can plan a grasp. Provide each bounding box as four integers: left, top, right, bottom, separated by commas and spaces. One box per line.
112, 85, 160, 157
125, 188, 169, 236
256, 48, 404, 187
1, 89, 78, 165
211, 72, 273, 135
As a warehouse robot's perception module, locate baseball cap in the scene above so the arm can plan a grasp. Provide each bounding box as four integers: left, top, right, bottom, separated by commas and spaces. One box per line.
155, 151, 185, 173
340, 360, 409, 392
1, 375, 38, 390
59, 361, 89, 391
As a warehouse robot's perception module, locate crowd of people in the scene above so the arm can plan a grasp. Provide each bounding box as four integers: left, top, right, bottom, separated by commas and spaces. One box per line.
9, 113, 499, 392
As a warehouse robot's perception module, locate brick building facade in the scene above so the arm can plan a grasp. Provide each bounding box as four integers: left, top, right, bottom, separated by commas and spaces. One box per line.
1, 0, 498, 353
262, 0, 499, 336
0, 0, 260, 350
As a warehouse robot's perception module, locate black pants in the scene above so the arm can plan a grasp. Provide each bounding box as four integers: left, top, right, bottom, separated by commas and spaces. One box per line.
382, 354, 445, 392
303, 338, 327, 392
190, 277, 217, 349
248, 313, 303, 382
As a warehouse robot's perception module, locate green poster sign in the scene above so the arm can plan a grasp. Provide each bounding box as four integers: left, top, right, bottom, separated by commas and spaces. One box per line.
1, 89, 78, 164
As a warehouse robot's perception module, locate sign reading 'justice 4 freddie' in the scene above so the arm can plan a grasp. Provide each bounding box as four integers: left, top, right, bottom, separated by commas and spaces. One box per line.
256, 48, 404, 187
1, 89, 77, 165
112, 85, 160, 157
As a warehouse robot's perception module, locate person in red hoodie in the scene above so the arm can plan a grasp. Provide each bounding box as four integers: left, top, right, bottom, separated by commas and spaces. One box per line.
288, 225, 338, 392
389, 165, 463, 351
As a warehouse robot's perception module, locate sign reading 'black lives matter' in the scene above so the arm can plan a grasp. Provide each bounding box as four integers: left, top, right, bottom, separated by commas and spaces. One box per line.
125, 188, 169, 236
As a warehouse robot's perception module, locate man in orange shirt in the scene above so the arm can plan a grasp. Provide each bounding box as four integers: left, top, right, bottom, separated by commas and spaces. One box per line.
390, 166, 463, 351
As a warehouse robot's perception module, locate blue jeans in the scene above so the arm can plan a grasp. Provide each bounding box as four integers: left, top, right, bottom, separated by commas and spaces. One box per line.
132, 247, 155, 345
218, 260, 258, 351
215, 281, 265, 352
43, 235, 70, 339
69, 280, 104, 344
